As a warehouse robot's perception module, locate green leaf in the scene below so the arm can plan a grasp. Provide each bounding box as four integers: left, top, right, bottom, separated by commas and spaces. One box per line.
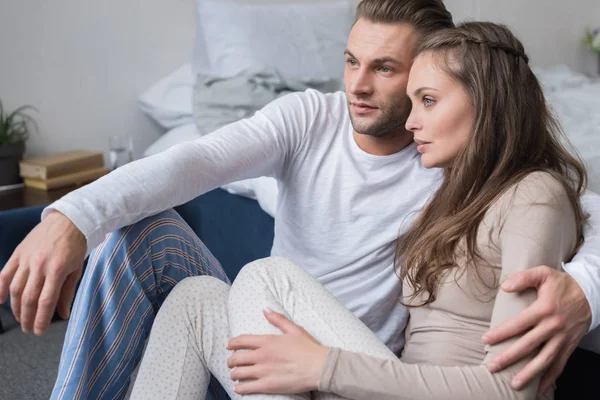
583, 26, 600, 54
0, 99, 38, 145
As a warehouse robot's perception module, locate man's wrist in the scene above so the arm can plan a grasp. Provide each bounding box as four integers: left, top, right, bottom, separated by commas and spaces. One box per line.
563, 261, 598, 332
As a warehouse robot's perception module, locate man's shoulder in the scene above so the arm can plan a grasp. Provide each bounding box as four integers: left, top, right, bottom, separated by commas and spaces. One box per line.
262, 89, 347, 123
286, 88, 347, 115
301, 88, 347, 102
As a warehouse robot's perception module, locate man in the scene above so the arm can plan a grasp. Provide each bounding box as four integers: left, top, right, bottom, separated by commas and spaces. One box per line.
1, 1, 599, 399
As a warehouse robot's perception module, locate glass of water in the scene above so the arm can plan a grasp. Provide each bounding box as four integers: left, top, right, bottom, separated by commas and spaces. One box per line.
109, 135, 134, 170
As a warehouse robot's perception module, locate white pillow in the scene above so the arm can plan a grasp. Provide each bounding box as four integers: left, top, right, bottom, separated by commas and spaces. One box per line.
138, 64, 196, 129
221, 176, 278, 217
142, 123, 203, 157
194, 0, 354, 79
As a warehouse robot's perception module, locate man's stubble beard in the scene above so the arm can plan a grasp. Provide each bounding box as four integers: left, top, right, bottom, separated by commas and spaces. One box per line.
349, 95, 411, 138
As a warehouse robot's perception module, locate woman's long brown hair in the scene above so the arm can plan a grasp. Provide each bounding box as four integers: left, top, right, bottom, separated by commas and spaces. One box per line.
396, 22, 588, 307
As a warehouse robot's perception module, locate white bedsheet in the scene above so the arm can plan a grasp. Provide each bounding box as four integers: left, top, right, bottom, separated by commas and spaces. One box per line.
535, 65, 600, 192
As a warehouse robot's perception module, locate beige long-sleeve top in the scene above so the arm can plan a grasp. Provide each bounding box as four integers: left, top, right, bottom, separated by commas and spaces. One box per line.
319, 172, 578, 400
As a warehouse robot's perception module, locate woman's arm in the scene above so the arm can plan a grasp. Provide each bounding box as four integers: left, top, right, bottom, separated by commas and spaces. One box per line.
318, 173, 577, 400
481, 190, 600, 393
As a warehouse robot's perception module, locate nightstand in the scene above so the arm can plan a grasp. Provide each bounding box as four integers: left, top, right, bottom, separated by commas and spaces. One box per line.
0, 185, 77, 211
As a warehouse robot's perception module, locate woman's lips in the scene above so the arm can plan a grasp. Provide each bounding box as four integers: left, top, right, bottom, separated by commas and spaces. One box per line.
414, 139, 431, 153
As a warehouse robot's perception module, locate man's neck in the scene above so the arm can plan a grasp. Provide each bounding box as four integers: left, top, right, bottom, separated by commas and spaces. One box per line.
353, 129, 414, 156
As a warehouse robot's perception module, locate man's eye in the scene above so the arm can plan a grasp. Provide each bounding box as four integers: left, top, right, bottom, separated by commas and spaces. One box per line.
379, 66, 392, 73
346, 59, 357, 66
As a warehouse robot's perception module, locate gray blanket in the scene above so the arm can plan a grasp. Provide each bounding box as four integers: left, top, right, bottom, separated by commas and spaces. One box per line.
193, 66, 343, 134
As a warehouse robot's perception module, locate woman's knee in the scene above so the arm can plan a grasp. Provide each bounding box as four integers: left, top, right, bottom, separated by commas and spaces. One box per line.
168, 276, 229, 304
236, 256, 298, 279
232, 257, 307, 296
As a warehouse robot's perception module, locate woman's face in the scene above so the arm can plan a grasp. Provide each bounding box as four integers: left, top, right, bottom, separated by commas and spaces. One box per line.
405, 52, 476, 168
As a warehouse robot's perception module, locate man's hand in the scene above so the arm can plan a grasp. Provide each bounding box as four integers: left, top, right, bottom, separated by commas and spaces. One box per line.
227, 308, 329, 395
0, 210, 87, 336
483, 266, 591, 394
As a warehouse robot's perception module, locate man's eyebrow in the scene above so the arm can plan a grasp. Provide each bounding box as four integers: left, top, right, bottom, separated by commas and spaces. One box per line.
344, 50, 404, 68
412, 87, 439, 96
372, 56, 402, 66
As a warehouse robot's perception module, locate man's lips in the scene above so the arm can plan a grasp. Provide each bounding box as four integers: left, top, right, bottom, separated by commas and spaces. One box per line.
351, 102, 378, 114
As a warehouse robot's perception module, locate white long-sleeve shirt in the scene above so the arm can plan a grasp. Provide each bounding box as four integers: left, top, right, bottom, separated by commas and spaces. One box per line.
43, 89, 600, 352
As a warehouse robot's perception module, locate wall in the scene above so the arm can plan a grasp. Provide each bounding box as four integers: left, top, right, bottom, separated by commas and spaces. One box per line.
446, 0, 600, 74
0, 0, 196, 159
0, 0, 598, 159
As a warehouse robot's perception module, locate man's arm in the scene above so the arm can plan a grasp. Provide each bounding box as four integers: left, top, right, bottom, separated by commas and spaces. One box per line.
563, 191, 600, 331
0, 91, 314, 335
483, 190, 600, 393
45, 93, 311, 254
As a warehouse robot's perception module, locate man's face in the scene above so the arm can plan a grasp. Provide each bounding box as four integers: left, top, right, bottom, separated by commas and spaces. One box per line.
344, 19, 419, 137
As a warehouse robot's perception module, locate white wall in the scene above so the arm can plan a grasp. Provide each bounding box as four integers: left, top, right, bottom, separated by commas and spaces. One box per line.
445, 0, 600, 74
0, 0, 196, 159
1, 0, 598, 159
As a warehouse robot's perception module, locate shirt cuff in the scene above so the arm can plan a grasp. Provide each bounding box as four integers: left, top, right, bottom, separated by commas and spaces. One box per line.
563, 260, 600, 332
42, 200, 103, 257
318, 347, 341, 393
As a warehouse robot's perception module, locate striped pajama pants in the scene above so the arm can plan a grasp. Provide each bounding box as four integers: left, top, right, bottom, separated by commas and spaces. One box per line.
51, 209, 232, 400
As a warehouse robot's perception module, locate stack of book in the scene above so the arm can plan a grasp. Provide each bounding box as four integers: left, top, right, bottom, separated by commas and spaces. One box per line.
19, 150, 109, 191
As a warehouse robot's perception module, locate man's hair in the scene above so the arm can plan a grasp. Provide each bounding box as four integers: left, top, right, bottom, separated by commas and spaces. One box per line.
396, 22, 588, 307
355, 0, 454, 37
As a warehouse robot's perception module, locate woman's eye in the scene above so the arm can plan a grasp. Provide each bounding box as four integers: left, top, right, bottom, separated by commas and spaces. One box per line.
423, 98, 435, 107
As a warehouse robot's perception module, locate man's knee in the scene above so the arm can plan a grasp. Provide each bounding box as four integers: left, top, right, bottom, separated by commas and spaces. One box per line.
95, 209, 186, 254
113, 209, 184, 239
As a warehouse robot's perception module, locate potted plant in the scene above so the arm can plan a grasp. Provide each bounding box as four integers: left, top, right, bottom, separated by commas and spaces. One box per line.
583, 27, 600, 75
0, 98, 37, 186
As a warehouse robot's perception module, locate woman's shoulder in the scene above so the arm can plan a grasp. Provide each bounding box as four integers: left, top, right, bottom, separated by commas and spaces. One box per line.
489, 171, 573, 225
501, 170, 570, 207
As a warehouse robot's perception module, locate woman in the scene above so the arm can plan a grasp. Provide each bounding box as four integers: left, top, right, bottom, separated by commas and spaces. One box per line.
130, 22, 586, 400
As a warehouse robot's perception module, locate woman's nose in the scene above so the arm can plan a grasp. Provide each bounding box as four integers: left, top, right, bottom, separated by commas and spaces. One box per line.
405, 110, 420, 132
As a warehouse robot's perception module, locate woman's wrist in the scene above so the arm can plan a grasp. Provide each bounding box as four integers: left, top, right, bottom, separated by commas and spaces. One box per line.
309, 345, 331, 391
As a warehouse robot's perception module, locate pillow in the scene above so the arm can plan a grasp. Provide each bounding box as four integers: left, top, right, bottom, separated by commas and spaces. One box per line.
142, 123, 203, 157
222, 177, 278, 217
138, 64, 196, 129
194, 0, 354, 79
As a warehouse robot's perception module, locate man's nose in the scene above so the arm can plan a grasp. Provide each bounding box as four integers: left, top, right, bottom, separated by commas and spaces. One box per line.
349, 69, 373, 96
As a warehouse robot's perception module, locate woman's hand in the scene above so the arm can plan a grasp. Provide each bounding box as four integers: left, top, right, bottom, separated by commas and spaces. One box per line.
227, 308, 330, 395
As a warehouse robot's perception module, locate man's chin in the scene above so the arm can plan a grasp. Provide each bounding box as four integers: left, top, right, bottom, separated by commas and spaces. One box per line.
349, 115, 376, 133
353, 126, 386, 137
